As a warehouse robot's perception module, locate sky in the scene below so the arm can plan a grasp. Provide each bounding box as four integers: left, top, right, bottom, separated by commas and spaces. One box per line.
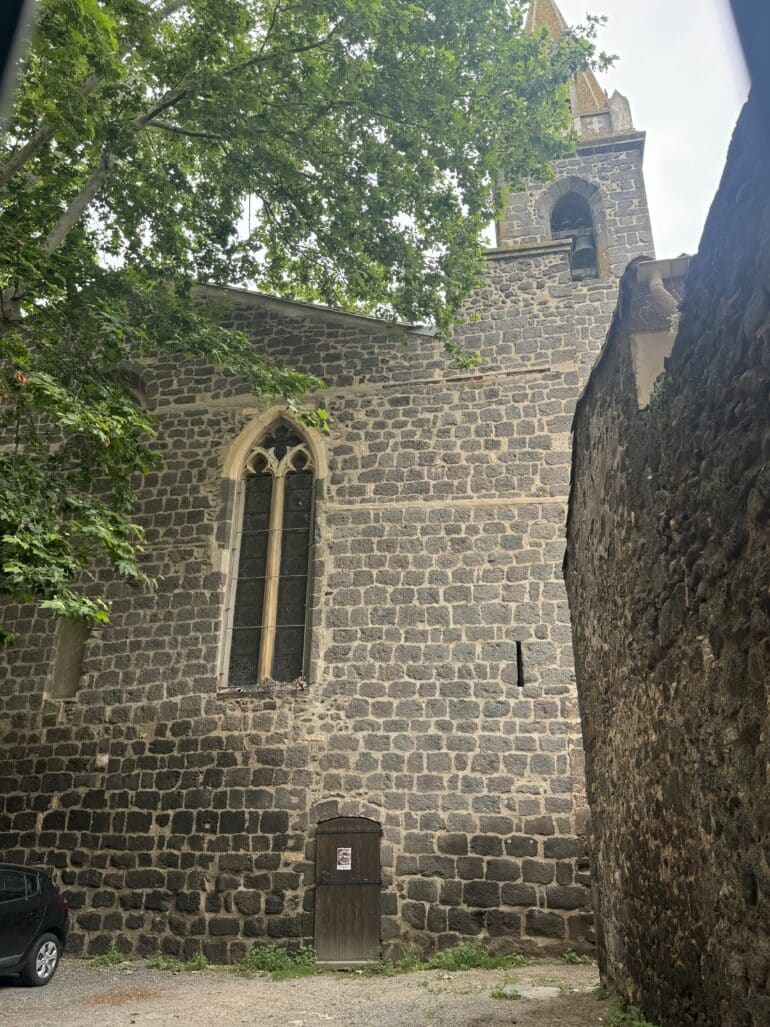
554, 0, 750, 258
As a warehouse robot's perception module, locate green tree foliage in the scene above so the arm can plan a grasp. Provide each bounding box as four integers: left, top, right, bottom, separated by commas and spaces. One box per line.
0, 0, 602, 639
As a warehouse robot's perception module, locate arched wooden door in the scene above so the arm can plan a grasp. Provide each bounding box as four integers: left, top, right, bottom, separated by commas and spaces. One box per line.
314, 817, 381, 964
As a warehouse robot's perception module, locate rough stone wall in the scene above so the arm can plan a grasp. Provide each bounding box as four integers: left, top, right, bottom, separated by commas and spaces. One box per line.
0, 135, 650, 963
565, 98, 770, 1027
498, 139, 653, 270
494, 137, 654, 386
0, 290, 587, 961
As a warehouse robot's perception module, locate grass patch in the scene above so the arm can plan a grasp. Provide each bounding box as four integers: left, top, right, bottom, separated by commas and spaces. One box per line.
270, 962, 317, 981
90, 941, 125, 968
491, 983, 521, 1001
359, 942, 531, 978
357, 960, 397, 977
425, 942, 529, 972
235, 940, 532, 983
148, 953, 209, 973
607, 999, 660, 1027
234, 944, 317, 981
357, 943, 423, 976
563, 948, 595, 965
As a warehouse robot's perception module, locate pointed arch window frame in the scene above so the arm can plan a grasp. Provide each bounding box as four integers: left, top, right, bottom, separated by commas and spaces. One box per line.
220, 415, 322, 688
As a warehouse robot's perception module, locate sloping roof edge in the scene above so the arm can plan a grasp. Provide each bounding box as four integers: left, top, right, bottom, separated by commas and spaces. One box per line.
194, 283, 435, 336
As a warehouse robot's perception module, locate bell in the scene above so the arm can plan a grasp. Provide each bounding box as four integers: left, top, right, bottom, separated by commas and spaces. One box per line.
571, 235, 597, 271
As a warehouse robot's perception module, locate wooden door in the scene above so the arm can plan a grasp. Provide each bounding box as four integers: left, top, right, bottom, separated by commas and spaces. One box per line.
314, 817, 381, 964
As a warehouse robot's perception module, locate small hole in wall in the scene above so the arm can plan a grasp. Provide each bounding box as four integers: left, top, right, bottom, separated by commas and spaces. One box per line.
516, 641, 525, 689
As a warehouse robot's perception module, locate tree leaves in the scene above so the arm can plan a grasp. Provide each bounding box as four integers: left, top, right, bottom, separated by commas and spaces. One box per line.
0, 0, 599, 634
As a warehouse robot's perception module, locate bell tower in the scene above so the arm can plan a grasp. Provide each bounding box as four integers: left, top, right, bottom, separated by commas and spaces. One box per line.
496, 0, 654, 309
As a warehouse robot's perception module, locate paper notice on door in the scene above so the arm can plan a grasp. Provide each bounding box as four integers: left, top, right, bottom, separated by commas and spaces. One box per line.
336, 846, 352, 871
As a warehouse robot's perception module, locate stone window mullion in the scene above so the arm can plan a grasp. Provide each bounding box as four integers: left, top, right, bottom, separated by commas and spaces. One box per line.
257, 467, 286, 681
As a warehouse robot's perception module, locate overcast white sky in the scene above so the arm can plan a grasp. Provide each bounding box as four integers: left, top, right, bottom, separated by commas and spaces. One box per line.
555, 0, 750, 258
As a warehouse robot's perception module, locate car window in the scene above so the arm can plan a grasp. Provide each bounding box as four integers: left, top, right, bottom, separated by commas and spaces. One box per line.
0, 869, 27, 902
24, 872, 40, 894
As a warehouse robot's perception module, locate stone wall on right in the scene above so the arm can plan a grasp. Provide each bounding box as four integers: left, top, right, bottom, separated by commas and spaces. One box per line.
565, 95, 770, 1027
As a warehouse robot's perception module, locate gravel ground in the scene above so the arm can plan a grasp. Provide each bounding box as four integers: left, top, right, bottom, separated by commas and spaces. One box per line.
0, 958, 610, 1027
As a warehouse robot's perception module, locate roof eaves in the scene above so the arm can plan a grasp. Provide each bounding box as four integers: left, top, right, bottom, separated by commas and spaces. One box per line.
194, 283, 430, 336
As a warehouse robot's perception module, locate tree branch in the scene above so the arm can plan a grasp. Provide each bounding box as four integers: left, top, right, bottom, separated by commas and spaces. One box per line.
0, 124, 54, 191
5, 13, 342, 266
43, 152, 115, 255
0, 1, 189, 191
135, 86, 189, 128
257, 1, 282, 61
223, 27, 341, 80
147, 120, 226, 142
135, 24, 340, 134
152, 0, 188, 17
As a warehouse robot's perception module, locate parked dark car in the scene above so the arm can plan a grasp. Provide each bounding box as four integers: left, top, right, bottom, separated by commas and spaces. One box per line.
0, 864, 68, 986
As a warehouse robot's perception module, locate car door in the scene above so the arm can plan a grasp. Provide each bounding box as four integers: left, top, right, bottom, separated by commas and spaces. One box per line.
0, 869, 43, 967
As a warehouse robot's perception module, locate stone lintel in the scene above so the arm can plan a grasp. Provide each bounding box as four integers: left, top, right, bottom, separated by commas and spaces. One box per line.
633, 255, 691, 289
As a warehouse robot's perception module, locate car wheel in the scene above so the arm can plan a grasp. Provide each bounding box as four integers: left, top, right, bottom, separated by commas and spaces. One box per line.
20, 933, 61, 987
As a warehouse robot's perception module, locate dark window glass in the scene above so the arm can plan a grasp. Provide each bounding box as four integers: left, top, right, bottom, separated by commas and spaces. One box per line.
0, 870, 27, 902
273, 469, 313, 682
228, 473, 272, 686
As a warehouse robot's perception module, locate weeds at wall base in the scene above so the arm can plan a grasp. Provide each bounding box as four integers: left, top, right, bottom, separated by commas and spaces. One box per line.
90, 941, 125, 968
233, 944, 317, 981
148, 953, 209, 973
607, 999, 660, 1027
229, 941, 535, 981
563, 948, 595, 965
357, 942, 533, 977
122, 941, 582, 986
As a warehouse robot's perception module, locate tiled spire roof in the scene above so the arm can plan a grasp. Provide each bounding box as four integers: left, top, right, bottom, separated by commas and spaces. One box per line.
524, 0, 569, 37
525, 0, 609, 117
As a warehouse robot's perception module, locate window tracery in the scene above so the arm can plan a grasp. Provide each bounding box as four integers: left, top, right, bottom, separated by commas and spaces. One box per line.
227, 420, 314, 685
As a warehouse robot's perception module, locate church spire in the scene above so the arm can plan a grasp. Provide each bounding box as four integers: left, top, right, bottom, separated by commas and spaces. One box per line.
525, 0, 635, 137
525, 0, 569, 38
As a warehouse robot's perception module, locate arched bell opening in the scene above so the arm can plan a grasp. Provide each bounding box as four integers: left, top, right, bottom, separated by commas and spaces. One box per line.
551, 193, 600, 280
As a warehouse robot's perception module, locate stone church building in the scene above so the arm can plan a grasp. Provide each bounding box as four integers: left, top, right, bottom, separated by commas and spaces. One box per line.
0, 0, 655, 963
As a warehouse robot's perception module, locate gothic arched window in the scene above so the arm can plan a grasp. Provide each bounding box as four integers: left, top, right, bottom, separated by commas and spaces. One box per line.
227, 420, 315, 685
550, 193, 599, 280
